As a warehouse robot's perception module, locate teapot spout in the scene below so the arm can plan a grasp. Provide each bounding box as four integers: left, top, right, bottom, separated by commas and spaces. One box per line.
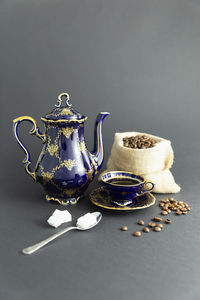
90, 112, 110, 172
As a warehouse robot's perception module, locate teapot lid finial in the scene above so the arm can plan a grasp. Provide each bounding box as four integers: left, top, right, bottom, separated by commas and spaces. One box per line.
41, 92, 87, 124
55, 92, 72, 108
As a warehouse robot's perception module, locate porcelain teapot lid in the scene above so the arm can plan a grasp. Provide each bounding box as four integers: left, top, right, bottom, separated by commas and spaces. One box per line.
41, 93, 87, 123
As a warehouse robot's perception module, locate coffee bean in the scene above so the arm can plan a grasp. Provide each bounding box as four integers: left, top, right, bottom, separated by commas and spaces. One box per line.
167, 209, 171, 213
143, 227, 150, 233
121, 226, 128, 231
133, 231, 141, 237
153, 216, 162, 222
180, 208, 187, 212
138, 220, 144, 225
159, 203, 165, 207
171, 200, 177, 205
182, 211, 188, 215
157, 223, 163, 228
161, 199, 169, 203
176, 210, 182, 215
171, 207, 177, 211
154, 226, 162, 232
165, 219, 172, 224
148, 222, 156, 227
163, 205, 169, 211
168, 197, 174, 201
161, 210, 168, 215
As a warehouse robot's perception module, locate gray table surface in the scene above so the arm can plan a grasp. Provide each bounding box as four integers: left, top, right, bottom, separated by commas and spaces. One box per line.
1, 1, 200, 299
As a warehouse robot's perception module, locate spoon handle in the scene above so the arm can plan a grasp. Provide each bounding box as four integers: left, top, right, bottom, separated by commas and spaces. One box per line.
22, 226, 77, 255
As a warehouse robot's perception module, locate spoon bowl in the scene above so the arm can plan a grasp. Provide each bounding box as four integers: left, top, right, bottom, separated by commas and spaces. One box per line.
76, 212, 102, 230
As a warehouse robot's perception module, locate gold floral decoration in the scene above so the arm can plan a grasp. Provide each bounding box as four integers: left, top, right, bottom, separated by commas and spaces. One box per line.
63, 189, 76, 197
39, 165, 54, 184
47, 144, 58, 156
62, 127, 74, 138
60, 108, 73, 115
43, 171, 54, 184
62, 159, 76, 171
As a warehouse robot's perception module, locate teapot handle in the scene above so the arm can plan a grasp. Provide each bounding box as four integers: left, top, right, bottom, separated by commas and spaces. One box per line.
13, 116, 46, 182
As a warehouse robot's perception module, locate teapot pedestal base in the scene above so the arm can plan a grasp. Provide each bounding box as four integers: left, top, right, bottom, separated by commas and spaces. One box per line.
46, 194, 80, 206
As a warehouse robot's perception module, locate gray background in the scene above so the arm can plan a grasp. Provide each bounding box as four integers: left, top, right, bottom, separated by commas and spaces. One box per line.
1, 0, 200, 299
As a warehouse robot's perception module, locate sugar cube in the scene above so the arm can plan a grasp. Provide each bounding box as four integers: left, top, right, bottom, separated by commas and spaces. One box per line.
47, 209, 72, 228
47, 216, 63, 228
76, 213, 97, 229
52, 209, 72, 222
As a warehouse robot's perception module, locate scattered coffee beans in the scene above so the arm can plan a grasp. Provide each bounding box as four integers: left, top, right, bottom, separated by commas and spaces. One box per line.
143, 227, 150, 233
120, 197, 190, 238
138, 220, 144, 225
159, 198, 190, 215
121, 226, 128, 231
133, 231, 141, 237
123, 135, 158, 149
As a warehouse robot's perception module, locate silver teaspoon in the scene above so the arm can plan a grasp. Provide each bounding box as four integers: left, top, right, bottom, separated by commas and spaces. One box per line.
22, 212, 102, 255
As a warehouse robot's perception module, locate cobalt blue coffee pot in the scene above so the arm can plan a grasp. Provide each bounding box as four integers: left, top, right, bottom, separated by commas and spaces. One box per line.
13, 92, 110, 205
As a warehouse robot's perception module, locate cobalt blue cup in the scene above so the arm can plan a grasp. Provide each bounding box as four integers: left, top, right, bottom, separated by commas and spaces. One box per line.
100, 171, 155, 207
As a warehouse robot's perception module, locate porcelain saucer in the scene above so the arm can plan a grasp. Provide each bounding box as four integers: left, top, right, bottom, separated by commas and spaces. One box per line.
89, 187, 156, 211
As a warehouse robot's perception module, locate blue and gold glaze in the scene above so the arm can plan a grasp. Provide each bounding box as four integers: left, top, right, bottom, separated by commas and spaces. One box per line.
13, 92, 110, 205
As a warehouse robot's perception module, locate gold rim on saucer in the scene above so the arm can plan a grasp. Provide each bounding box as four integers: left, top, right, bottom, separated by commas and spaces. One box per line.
89, 187, 156, 211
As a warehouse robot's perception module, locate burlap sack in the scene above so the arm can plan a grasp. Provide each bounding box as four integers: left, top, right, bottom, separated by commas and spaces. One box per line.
102, 132, 180, 194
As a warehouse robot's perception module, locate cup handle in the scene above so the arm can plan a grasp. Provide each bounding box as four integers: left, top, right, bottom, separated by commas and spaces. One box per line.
141, 181, 155, 193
